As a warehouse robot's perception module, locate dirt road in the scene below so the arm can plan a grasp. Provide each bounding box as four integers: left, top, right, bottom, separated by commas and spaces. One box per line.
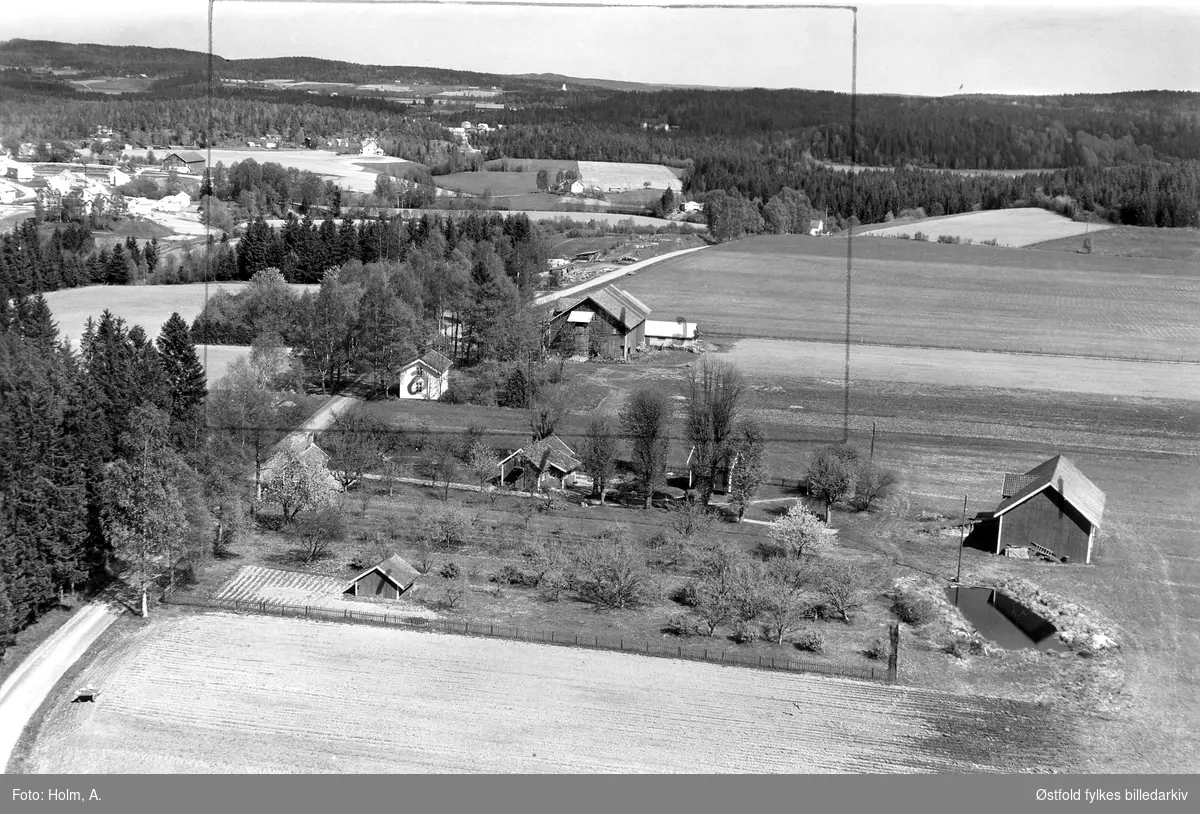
0, 602, 121, 771
531, 245, 711, 307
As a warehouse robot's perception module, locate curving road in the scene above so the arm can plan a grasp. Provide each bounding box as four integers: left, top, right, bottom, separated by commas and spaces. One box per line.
0, 602, 121, 771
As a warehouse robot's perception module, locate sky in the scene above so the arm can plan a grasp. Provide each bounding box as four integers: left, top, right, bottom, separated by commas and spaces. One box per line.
4, 0, 1199, 95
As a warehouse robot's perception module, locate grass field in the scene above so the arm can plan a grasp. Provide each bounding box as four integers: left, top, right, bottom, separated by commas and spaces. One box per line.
202, 149, 411, 193
42, 283, 250, 347
856, 208, 1113, 247
23, 612, 1078, 773
618, 235, 1200, 361
1030, 224, 1200, 262
577, 162, 684, 192
69, 77, 154, 94
433, 171, 539, 196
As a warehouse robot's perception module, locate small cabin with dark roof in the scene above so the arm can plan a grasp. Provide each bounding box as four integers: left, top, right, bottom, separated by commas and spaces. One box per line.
394, 350, 453, 400
548, 284, 651, 361
966, 455, 1105, 564
344, 554, 420, 600
498, 434, 582, 492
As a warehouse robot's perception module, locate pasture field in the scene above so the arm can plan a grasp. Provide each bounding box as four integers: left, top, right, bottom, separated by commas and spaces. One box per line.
856, 208, 1113, 247
577, 161, 685, 192
201, 149, 411, 193
23, 612, 1078, 773
68, 77, 154, 94
482, 158, 579, 175
1030, 224, 1200, 262
618, 235, 1200, 361
42, 283, 250, 347
433, 171, 538, 196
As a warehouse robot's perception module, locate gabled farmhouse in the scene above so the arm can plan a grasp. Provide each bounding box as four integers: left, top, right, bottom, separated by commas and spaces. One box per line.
966, 455, 1105, 564
344, 554, 419, 600
162, 150, 206, 174
547, 284, 651, 361
394, 350, 452, 400
498, 434, 581, 492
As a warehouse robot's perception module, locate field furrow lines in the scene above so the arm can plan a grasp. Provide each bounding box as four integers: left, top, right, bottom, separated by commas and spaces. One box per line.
27, 613, 1067, 774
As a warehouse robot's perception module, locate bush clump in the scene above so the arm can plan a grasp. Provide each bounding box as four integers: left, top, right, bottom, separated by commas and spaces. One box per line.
438, 561, 461, 580
865, 637, 888, 660
794, 629, 826, 653
892, 593, 936, 625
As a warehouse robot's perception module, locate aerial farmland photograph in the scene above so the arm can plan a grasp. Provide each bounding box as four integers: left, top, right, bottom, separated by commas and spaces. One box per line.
1, 0, 1198, 789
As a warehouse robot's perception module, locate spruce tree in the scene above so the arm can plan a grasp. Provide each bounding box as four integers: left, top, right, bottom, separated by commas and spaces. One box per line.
156, 312, 208, 445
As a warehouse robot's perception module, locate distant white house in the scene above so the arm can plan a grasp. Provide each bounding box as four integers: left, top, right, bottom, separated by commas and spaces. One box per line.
108, 167, 131, 187
360, 137, 384, 157
394, 350, 453, 400
680, 200, 704, 214
246, 140, 258, 148
560, 179, 585, 195
809, 218, 825, 236
153, 192, 191, 212
264, 141, 278, 150
1, 156, 34, 182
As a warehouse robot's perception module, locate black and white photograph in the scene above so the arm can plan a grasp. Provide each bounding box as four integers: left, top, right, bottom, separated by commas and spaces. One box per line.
0, 0, 1197, 798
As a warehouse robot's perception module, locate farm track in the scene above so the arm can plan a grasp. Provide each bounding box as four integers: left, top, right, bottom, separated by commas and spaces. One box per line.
25, 613, 1079, 773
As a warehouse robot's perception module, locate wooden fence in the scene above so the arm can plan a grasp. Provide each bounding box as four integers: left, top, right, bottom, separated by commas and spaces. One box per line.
165, 593, 894, 684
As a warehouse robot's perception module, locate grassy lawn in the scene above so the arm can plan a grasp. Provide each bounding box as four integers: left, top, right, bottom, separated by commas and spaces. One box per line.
433, 171, 538, 196
1029, 224, 1200, 262
618, 234, 1200, 360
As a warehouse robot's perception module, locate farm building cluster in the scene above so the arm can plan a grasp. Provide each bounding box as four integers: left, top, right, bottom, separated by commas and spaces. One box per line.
546, 284, 698, 360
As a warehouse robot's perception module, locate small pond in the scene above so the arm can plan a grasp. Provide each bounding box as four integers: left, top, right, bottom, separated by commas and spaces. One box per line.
945, 586, 1069, 653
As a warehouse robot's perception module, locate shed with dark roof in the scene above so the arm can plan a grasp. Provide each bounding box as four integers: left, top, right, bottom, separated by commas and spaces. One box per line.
344, 554, 420, 600
966, 455, 1106, 564
497, 434, 582, 492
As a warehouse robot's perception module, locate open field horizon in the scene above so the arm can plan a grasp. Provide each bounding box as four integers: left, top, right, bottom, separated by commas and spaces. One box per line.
619, 234, 1200, 361
855, 208, 1111, 247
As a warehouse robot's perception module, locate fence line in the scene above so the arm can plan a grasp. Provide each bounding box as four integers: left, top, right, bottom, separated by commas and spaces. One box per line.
165, 593, 893, 684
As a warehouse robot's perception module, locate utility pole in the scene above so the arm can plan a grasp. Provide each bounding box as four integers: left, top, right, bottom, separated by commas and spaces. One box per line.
869, 421, 876, 461
955, 494, 968, 585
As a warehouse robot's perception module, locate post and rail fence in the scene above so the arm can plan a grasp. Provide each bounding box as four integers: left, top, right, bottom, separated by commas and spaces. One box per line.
165, 593, 896, 684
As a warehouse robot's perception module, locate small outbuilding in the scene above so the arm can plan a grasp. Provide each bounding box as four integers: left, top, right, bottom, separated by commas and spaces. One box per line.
685, 445, 738, 495
344, 554, 419, 600
644, 318, 697, 350
394, 350, 453, 400
966, 454, 1105, 564
498, 434, 582, 492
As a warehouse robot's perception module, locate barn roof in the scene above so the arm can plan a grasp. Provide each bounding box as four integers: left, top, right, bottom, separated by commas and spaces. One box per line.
499, 434, 581, 474
167, 150, 205, 164
347, 554, 420, 591
555, 285, 651, 331
993, 455, 1106, 527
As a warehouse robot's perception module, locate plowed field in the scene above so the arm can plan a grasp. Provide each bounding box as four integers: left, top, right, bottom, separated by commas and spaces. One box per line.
25, 613, 1077, 774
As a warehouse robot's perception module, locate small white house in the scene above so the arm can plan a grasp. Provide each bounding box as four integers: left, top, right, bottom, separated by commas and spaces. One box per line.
394, 350, 452, 400
108, 167, 131, 187
681, 200, 704, 214
809, 218, 825, 236
360, 138, 384, 157
153, 192, 191, 212
265, 141, 278, 150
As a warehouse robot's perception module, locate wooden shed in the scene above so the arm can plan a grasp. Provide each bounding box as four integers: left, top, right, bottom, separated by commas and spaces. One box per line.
966, 455, 1105, 564
548, 285, 650, 361
162, 150, 206, 175
498, 434, 582, 492
344, 555, 420, 600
